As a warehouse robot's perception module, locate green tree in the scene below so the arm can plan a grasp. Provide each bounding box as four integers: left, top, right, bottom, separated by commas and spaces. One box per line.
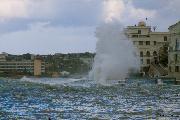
159, 44, 168, 67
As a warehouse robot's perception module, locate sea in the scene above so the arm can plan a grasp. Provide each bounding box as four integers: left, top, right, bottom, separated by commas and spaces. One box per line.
0, 77, 179, 120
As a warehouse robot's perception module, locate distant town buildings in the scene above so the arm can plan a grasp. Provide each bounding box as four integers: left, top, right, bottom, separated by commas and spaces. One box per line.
0, 52, 8, 61
34, 59, 45, 76
0, 54, 6, 62
0, 52, 94, 77
0, 59, 45, 76
168, 21, 180, 80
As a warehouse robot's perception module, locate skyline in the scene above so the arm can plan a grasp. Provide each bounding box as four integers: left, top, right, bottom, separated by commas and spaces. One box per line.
0, 0, 180, 54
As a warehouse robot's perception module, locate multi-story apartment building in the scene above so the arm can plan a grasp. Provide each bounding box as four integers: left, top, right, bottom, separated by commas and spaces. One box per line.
168, 21, 180, 80
125, 21, 169, 74
0, 53, 7, 62
0, 59, 45, 76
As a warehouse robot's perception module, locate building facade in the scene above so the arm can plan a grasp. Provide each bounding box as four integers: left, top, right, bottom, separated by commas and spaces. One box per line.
0, 53, 8, 62
0, 59, 45, 76
125, 21, 169, 74
168, 21, 180, 80
34, 59, 44, 76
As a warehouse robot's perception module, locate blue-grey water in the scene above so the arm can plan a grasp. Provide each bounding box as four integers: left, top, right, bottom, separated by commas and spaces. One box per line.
0, 77, 179, 120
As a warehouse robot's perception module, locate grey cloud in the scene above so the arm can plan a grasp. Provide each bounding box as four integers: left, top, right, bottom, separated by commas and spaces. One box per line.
0, 0, 102, 34
131, 0, 180, 31
132, 0, 168, 9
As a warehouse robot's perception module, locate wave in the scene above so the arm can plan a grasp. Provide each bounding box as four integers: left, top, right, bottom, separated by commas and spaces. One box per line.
20, 76, 96, 87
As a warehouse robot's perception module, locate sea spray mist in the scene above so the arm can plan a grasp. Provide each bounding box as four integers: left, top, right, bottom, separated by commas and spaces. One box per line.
89, 21, 140, 85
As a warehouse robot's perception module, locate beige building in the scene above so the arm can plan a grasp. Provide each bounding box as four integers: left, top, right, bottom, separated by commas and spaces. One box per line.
168, 21, 180, 80
34, 59, 44, 76
125, 21, 169, 74
0, 59, 45, 76
0, 53, 8, 62
0, 54, 6, 62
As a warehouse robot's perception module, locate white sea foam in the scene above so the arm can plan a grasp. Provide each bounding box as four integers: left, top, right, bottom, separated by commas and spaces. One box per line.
20, 76, 84, 86
89, 21, 140, 85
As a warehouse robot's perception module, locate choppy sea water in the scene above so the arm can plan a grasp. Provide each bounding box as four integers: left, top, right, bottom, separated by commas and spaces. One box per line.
0, 77, 179, 120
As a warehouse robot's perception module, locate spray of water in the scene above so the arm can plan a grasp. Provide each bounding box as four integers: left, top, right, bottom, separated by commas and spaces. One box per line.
89, 21, 140, 85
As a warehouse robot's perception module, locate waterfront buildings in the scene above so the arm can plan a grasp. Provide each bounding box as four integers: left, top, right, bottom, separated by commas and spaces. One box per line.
168, 21, 180, 80
0, 54, 6, 62
0, 53, 8, 62
0, 59, 45, 76
125, 21, 169, 75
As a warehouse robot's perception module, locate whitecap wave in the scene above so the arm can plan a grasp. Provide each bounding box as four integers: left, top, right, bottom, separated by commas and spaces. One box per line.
20, 76, 95, 87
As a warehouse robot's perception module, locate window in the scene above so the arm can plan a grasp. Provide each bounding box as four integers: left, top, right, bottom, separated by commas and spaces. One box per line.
146, 51, 150, 57
138, 30, 141, 34
154, 41, 156, 45
140, 51, 143, 57
146, 41, 150, 45
175, 66, 179, 72
140, 67, 144, 72
175, 39, 180, 50
153, 51, 157, 56
147, 59, 150, 64
164, 36, 167, 41
132, 35, 138, 38
169, 66, 171, 72
175, 54, 178, 62
139, 41, 143, 45
141, 59, 143, 64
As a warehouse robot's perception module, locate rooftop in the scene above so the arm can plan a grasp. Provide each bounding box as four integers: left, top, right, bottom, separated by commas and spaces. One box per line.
127, 21, 151, 28
168, 21, 180, 29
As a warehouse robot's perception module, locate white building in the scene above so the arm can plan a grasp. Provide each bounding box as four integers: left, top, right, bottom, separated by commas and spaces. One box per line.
125, 21, 169, 74
168, 21, 180, 80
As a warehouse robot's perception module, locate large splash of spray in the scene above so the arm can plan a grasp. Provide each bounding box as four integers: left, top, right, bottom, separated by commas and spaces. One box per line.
89, 0, 140, 85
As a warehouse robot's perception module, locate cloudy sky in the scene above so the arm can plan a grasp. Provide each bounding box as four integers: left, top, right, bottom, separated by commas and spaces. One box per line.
0, 0, 179, 54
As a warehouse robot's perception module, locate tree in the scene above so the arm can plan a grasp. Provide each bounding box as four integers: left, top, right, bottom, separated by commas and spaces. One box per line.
159, 44, 168, 67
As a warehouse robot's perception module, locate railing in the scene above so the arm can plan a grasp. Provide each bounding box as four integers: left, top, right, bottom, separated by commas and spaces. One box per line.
150, 62, 168, 76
